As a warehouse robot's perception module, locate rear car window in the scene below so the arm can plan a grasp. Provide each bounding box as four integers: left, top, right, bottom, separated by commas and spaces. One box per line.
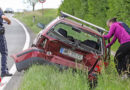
48, 22, 103, 53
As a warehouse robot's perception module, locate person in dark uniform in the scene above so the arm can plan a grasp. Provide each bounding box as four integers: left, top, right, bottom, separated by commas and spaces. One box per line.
0, 8, 12, 77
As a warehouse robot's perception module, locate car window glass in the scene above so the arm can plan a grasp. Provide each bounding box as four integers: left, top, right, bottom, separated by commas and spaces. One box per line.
54, 23, 98, 42
48, 23, 102, 52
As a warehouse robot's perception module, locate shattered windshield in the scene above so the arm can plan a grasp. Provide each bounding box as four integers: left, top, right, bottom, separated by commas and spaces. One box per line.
48, 22, 102, 53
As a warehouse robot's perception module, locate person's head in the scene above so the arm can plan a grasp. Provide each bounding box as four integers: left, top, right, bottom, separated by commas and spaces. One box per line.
107, 17, 117, 28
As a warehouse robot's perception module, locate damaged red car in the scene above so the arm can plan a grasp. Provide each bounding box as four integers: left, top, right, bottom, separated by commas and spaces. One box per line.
11, 11, 110, 81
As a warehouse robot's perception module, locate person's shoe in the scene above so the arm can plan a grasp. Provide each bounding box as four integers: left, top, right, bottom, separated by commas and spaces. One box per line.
1, 72, 13, 77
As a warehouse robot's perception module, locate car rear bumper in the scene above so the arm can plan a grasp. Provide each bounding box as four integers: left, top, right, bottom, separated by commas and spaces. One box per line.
11, 47, 90, 72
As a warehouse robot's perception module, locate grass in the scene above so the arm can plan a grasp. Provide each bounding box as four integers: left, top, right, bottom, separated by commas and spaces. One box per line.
15, 9, 130, 90
19, 64, 130, 90
20, 65, 90, 90
111, 39, 120, 51
15, 9, 58, 33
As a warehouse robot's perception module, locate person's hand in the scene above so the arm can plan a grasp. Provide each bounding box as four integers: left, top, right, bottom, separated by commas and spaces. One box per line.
7, 21, 11, 25
106, 45, 110, 48
103, 36, 108, 40
2, 15, 11, 25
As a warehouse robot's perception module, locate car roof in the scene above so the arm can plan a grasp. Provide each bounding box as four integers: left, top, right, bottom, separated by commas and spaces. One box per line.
59, 17, 102, 37
42, 17, 103, 38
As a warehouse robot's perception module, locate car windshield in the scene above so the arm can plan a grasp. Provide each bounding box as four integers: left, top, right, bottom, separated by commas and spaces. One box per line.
48, 22, 102, 53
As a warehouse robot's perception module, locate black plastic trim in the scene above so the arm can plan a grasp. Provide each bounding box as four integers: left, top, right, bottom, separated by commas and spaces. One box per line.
17, 49, 44, 57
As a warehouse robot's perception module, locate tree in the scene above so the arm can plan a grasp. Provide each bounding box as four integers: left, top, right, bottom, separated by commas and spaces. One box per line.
85, 0, 108, 27
107, 0, 122, 20
59, 0, 85, 18
59, 0, 75, 15
59, 0, 130, 28
24, 0, 38, 11
120, 0, 130, 24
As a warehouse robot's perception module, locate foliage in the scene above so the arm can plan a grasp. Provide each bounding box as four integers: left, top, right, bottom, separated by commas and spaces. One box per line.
59, 0, 130, 28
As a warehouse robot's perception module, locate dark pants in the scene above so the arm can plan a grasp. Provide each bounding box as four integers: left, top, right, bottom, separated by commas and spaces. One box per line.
115, 42, 130, 75
0, 35, 8, 74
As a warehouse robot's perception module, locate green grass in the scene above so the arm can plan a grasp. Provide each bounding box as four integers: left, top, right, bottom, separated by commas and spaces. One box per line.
111, 41, 120, 51
15, 9, 58, 33
19, 64, 130, 90
19, 65, 90, 90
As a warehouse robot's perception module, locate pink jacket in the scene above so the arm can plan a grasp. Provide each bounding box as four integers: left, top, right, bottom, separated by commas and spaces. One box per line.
103, 22, 130, 48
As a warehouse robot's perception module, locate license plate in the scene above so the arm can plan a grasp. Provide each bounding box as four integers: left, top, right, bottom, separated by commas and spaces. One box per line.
60, 48, 83, 61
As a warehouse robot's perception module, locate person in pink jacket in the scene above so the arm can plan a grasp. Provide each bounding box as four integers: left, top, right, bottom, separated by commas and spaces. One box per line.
103, 18, 130, 75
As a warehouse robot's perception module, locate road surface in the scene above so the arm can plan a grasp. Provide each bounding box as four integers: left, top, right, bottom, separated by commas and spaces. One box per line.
0, 14, 35, 90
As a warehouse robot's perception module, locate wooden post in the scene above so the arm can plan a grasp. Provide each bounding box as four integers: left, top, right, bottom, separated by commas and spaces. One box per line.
33, 16, 35, 23
42, 3, 44, 15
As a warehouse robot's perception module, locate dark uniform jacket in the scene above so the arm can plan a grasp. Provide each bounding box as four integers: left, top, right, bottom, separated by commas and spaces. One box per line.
0, 9, 4, 27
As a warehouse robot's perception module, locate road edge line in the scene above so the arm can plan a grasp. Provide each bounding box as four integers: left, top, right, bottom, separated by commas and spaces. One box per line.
0, 18, 30, 90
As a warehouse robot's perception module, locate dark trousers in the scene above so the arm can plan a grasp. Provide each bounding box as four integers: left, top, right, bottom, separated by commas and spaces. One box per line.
115, 42, 130, 75
0, 35, 8, 74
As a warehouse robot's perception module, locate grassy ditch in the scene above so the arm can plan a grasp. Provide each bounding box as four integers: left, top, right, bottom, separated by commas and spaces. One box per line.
19, 65, 90, 90
19, 64, 130, 90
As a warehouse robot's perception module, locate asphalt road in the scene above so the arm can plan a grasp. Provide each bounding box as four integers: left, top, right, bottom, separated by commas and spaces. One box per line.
0, 14, 35, 90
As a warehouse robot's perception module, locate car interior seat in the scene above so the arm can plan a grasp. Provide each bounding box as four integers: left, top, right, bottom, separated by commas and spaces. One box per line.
58, 28, 74, 42
82, 40, 99, 50
58, 28, 67, 37
67, 36, 74, 42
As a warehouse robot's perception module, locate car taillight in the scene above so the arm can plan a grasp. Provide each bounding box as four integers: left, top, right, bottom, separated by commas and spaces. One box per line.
94, 65, 101, 72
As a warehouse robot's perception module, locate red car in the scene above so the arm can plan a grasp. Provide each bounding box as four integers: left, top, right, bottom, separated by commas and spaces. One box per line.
11, 12, 110, 81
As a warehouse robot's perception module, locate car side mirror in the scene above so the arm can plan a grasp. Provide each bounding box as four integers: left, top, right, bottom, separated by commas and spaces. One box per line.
37, 23, 45, 29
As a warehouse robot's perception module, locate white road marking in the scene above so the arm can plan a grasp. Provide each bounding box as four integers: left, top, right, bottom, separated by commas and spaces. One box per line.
0, 18, 30, 90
